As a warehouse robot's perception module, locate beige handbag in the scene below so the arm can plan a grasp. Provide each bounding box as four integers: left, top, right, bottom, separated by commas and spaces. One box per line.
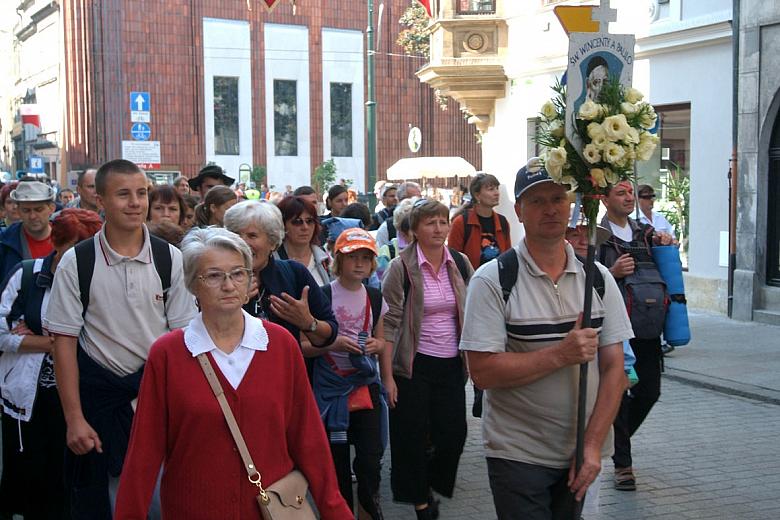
197, 354, 316, 520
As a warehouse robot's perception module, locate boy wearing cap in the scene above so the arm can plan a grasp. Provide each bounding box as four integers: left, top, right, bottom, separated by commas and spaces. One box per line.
459, 160, 632, 519
0, 181, 56, 280
304, 228, 392, 520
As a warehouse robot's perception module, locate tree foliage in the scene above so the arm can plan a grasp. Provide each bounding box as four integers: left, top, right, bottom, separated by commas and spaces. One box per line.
313, 159, 338, 197
396, 3, 430, 58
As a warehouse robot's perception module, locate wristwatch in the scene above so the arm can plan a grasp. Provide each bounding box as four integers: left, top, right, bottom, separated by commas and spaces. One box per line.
307, 318, 318, 332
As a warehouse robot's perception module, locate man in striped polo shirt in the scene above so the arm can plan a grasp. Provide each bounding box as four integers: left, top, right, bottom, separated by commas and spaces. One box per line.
459, 161, 633, 520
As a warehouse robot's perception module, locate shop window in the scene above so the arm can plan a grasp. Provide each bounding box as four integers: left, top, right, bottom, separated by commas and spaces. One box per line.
637, 103, 691, 266
213, 77, 240, 155
330, 83, 352, 157
274, 79, 298, 156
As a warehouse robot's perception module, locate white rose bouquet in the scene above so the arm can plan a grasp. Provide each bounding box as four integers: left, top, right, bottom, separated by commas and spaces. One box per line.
535, 77, 658, 225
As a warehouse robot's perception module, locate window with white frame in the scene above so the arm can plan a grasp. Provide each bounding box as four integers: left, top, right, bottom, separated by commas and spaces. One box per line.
274, 79, 298, 156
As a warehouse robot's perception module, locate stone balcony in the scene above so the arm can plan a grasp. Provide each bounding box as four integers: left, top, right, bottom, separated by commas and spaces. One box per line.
416, 2, 508, 134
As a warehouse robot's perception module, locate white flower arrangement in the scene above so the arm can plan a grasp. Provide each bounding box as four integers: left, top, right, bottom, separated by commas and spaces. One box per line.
534, 77, 659, 223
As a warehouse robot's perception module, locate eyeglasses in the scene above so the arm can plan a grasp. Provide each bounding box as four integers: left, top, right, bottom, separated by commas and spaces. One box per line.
290, 217, 316, 227
638, 194, 656, 200
198, 268, 252, 288
412, 198, 429, 209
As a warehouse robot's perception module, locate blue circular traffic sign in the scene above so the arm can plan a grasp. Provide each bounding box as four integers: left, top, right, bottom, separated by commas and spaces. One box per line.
131, 123, 151, 141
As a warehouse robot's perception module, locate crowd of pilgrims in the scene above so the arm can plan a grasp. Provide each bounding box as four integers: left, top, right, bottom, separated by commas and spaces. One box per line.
0, 161, 511, 519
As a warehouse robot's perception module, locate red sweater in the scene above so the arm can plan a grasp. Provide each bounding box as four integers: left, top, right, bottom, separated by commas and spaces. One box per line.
115, 323, 352, 520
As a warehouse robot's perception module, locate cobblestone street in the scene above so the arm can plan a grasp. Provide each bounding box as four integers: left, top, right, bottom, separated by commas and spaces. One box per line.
381, 378, 780, 519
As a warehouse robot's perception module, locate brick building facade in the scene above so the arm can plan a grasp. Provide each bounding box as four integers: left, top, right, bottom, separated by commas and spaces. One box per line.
61, 0, 481, 190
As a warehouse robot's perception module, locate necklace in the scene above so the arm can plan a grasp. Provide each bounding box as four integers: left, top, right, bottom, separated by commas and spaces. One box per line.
254, 287, 268, 319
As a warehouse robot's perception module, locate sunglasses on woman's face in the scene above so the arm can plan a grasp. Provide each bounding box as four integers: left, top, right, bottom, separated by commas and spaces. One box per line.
290, 217, 316, 227
639, 194, 656, 200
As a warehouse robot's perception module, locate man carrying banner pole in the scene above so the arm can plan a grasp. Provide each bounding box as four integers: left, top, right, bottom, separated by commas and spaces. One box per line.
459, 159, 632, 519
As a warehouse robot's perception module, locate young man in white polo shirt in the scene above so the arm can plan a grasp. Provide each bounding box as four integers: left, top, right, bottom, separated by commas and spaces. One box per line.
459, 161, 633, 519
45, 159, 197, 518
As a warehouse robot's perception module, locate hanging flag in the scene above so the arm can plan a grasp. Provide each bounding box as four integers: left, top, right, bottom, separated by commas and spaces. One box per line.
20, 104, 40, 128
262, 0, 282, 11
417, 0, 432, 17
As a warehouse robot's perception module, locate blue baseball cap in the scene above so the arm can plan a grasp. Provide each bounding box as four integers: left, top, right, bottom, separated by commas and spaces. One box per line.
514, 157, 554, 200
322, 217, 363, 242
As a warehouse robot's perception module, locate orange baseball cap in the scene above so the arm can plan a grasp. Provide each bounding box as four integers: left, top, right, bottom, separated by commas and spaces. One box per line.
334, 228, 378, 256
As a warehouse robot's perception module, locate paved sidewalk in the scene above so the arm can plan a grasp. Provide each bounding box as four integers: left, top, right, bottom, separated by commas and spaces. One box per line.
663, 310, 780, 401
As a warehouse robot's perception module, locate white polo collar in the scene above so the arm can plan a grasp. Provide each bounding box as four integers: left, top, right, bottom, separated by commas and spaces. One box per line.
184, 309, 269, 357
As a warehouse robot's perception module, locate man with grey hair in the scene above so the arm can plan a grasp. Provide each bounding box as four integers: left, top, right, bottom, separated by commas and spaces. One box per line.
0, 181, 57, 280
67, 168, 100, 213
376, 181, 421, 248
45, 159, 197, 518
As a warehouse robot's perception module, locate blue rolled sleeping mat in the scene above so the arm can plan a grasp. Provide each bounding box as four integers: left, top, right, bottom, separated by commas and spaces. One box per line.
652, 245, 690, 347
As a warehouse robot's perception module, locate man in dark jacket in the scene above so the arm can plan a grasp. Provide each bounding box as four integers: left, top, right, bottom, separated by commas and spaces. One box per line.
0, 181, 56, 280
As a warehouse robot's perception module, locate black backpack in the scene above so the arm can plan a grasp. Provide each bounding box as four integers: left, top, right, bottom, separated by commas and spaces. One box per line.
495, 248, 605, 306
74, 234, 172, 318
606, 235, 668, 339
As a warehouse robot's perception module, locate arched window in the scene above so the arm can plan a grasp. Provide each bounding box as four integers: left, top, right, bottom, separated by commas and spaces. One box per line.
767, 115, 780, 285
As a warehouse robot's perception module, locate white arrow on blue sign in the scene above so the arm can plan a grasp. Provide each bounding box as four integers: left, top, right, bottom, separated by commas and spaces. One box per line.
131, 123, 152, 141
130, 92, 150, 112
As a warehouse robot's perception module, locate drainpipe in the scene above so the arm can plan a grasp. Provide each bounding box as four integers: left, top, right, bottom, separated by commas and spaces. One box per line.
366, 0, 377, 211
727, 0, 739, 318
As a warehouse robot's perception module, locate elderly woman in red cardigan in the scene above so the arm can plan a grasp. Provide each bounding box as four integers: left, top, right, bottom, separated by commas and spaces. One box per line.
115, 227, 351, 519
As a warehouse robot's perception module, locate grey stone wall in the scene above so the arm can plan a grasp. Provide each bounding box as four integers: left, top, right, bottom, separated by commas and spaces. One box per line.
734, 3, 780, 321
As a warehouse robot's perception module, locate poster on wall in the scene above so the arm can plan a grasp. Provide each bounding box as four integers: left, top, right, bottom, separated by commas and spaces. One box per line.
564, 32, 635, 156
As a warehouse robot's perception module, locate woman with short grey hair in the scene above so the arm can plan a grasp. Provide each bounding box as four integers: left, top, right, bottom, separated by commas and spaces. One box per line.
223, 200, 338, 348
223, 200, 285, 250
116, 226, 352, 518
180, 228, 253, 292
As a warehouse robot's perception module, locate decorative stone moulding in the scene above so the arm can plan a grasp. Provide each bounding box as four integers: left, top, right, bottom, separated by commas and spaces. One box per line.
416, 9, 508, 134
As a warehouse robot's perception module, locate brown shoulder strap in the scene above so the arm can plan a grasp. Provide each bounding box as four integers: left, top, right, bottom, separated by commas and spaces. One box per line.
197, 354, 266, 492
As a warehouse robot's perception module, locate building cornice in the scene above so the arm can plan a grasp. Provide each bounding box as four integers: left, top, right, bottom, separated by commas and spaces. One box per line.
516, 21, 732, 79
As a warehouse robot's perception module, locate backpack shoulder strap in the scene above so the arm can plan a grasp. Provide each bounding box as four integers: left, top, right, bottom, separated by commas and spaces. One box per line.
10, 259, 36, 327
386, 219, 397, 240
496, 248, 519, 304
365, 285, 384, 333
448, 248, 469, 283
462, 208, 471, 247
321, 283, 332, 303
388, 240, 396, 259
402, 260, 410, 303
149, 235, 172, 305
20, 259, 44, 335
74, 237, 96, 318
19, 259, 35, 302
575, 253, 606, 300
